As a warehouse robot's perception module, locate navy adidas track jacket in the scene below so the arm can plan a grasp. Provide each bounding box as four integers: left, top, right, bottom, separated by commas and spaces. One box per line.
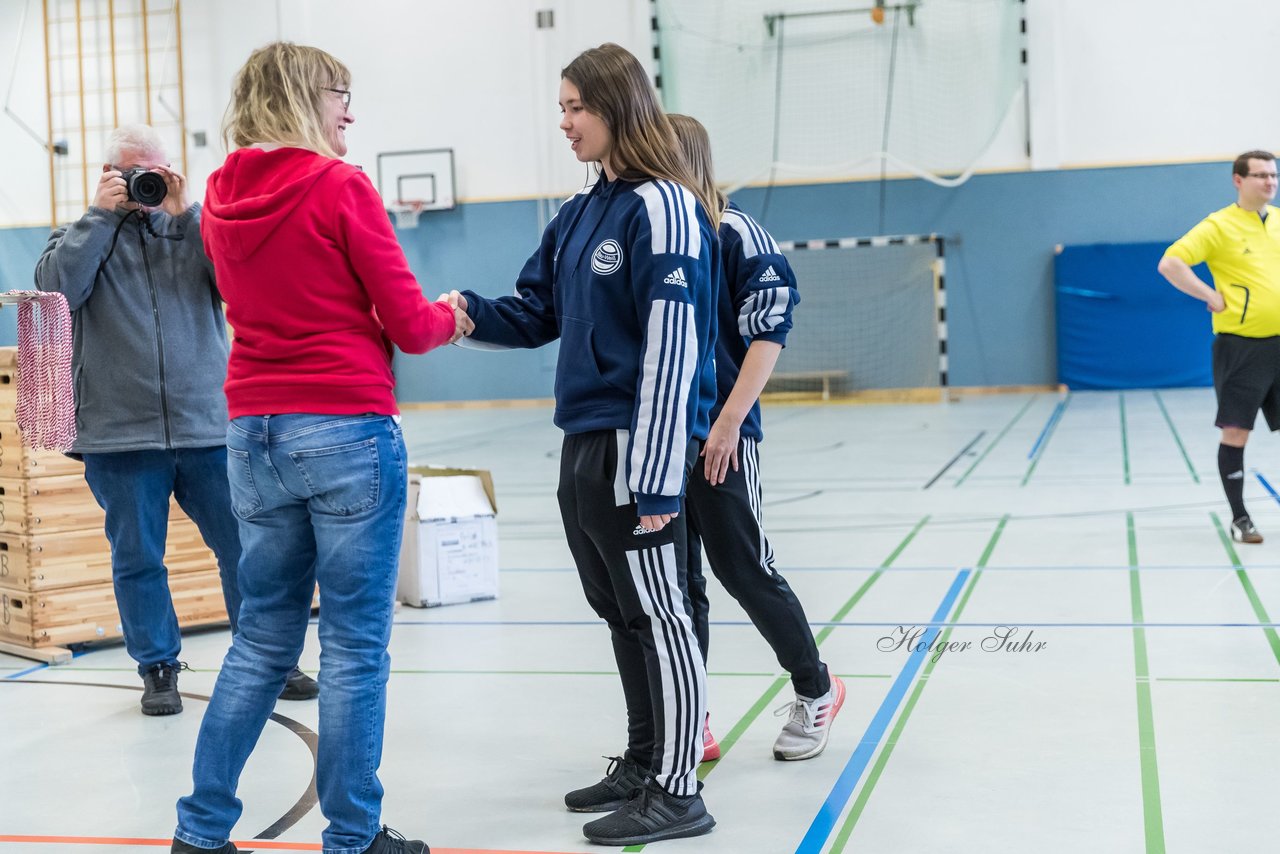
713, 202, 801, 442
461, 173, 718, 516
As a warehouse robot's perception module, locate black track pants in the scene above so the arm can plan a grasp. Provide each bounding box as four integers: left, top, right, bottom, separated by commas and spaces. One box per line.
686, 436, 828, 699
558, 429, 706, 797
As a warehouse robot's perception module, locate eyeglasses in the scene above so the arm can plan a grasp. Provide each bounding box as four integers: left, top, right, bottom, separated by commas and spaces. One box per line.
1247, 171, 1278, 180
324, 88, 351, 108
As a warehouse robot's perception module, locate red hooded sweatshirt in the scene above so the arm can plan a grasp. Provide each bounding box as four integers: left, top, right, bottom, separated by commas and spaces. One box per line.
202, 146, 455, 417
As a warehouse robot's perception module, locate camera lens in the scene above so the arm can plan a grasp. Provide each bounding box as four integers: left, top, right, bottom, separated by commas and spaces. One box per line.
126, 169, 168, 206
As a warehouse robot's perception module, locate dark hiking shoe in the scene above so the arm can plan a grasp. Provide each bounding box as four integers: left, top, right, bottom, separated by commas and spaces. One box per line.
565, 755, 648, 813
171, 838, 238, 853
141, 662, 187, 716
278, 667, 319, 700
361, 825, 428, 854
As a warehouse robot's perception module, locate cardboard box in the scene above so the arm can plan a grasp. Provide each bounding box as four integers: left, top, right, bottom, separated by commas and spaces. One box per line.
397, 466, 499, 608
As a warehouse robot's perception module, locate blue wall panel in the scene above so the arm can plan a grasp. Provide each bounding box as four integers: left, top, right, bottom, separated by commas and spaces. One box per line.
1055, 242, 1213, 390
389, 199, 559, 402
0, 159, 1240, 399
0, 226, 49, 346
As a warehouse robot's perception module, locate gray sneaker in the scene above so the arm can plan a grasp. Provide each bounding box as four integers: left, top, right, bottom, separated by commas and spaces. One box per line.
773, 675, 846, 761
1232, 516, 1264, 544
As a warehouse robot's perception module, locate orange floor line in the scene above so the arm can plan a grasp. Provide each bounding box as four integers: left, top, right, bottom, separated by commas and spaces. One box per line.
0, 835, 580, 854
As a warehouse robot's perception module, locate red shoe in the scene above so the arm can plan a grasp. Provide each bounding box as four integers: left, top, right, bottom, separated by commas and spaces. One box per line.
701, 715, 721, 762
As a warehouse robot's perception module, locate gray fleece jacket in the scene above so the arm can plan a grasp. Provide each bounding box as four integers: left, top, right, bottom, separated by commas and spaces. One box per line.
33, 204, 230, 453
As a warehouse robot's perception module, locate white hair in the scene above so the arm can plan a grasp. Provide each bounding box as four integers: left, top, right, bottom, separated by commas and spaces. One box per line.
105, 124, 166, 165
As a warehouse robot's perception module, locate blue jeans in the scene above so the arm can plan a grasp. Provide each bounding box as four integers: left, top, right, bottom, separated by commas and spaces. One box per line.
175, 414, 407, 854
81, 448, 244, 674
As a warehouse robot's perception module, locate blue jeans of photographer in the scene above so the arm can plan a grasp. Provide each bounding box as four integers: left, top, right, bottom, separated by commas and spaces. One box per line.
175, 414, 407, 854
81, 447, 243, 674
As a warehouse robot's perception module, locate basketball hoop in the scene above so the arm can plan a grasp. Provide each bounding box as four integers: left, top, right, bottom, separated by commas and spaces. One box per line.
389, 200, 426, 230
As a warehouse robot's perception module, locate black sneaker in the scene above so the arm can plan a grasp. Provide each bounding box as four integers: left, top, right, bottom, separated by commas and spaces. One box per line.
1232, 516, 1264, 544
361, 825, 428, 854
171, 838, 238, 853
278, 667, 319, 700
582, 780, 715, 846
141, 662, 187, 716
564, 755, 648, 813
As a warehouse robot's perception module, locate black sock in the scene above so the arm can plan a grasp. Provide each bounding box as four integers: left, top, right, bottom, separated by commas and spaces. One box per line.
1219, 443, 1247, 521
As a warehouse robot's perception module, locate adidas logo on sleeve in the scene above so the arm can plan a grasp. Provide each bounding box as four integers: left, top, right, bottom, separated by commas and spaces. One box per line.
663, 268, 689, 287
758, 266, 782, 282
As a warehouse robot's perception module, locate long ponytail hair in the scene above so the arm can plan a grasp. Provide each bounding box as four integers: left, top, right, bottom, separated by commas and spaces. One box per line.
562, 44, 721, 227
667, 114, 728, 221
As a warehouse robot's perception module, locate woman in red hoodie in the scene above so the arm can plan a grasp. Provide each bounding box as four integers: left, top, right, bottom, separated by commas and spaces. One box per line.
173, 42, 465, 854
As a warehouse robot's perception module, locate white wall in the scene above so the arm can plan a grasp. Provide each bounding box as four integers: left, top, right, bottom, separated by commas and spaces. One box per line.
1026, 0, 1280, 169
0, 0, 651, 227
4, 0, 1280, 229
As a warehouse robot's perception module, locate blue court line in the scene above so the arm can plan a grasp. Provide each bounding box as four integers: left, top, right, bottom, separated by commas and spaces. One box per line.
1027, 398, 1068, 460
0, 647, 96, 680
498, 564, 1280, 574
1257, 471, 1280, 505
795, 569, 971, 854
391, 618, 1280, 629
3, 662, 50, 680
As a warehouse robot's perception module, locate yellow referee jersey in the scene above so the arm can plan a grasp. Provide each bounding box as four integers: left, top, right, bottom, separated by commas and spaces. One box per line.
1164, 203, 1280, 337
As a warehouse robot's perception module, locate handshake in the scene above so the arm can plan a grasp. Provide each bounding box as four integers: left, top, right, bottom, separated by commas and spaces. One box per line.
436, 290, 474, 344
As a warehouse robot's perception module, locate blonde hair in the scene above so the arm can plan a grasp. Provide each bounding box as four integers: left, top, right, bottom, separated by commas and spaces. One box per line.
562, 44, 721, 227
222, 42, 350, 158
667, 114, 727, 220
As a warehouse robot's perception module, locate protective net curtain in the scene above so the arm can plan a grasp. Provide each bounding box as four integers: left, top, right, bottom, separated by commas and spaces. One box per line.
12, 291, 76, 451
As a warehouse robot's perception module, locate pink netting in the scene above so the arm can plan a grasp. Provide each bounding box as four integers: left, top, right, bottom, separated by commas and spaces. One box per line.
9, 291, 76, 452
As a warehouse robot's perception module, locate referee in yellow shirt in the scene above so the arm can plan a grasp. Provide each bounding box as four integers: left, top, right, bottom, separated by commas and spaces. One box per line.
1158, 150, 1280, 543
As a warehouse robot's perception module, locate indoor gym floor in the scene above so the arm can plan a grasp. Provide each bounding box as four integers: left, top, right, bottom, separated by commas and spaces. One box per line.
3, 389, 1277, 854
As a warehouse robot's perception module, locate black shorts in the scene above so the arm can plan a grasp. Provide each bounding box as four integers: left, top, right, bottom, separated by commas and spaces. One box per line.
1213, 333, 1280, 431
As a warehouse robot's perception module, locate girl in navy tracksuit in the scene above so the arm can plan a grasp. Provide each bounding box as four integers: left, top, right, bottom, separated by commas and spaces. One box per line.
669, 114, 845, 766
452, 44, 719, 847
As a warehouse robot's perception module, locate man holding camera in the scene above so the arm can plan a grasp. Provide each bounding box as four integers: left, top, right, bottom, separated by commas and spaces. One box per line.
34, 124, 318, 714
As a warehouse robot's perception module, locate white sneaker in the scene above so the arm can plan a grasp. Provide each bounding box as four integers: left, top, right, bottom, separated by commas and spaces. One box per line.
772, 675, 846, 761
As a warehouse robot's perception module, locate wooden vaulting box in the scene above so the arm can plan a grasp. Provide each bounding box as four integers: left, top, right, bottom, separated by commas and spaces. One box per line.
0, 346, 226, 660
0, 424, 84, 478
0, 517, 216, 592
0, 569, 230, 648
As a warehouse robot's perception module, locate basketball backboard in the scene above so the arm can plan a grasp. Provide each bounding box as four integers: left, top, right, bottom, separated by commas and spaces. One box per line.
376, 148, 457, 212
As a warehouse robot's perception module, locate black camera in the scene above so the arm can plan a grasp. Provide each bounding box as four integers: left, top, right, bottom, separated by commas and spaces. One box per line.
122, 167, 167, 206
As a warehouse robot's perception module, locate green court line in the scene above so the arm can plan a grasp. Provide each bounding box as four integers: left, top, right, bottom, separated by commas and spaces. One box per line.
954, 395, 1038, 486
1153, 391, 1200, 483
623, 515, 932, 853
1021, 393, 1073, 487
1211, 512, 1280, 667
828, 515, 1008, 852
1121, 393, 1131, 485
13, 665, 894, 679
813, 515, 931, 647
1128, 512, 1167, 854
1155, 677, 1280, 683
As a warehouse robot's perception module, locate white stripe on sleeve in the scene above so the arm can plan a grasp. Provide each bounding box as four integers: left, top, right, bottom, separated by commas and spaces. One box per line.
738, 285, 792, 338
631, 299, 697, 499
634, 181, 702, 259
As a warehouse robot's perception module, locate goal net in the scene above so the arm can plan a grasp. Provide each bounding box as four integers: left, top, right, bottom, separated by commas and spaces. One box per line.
653, 0, 1025, 189
767, 235, 944, 396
